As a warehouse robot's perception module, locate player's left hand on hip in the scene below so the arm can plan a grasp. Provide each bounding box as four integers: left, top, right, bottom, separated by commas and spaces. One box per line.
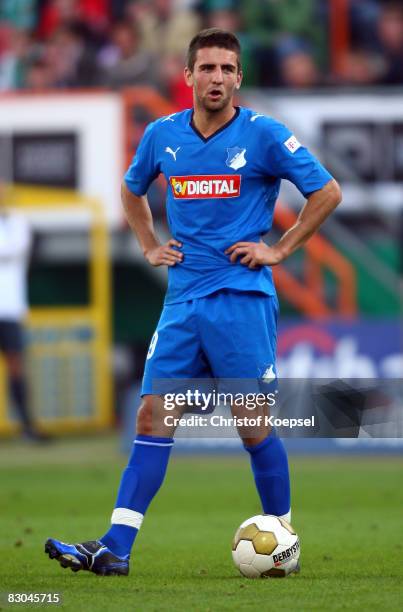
225, 241, 283, 268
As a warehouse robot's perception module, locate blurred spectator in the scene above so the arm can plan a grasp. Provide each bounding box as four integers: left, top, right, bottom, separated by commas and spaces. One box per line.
278, 43, 321, 89
24, 58, 54, 90
238, 0, 326, 87
38, 0, 109, 40
376, 1, 403, 85
0, 28, 34, 91
44, 22, 100, 87
98, 20, 159, 89
125, 0, 200, 57
336, 49, 381, 87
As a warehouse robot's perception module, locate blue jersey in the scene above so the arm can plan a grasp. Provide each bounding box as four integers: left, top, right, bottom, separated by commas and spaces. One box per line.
125, 106, 332, 304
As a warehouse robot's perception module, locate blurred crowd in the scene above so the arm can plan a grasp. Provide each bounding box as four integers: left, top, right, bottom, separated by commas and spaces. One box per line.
0, 0, 402, 103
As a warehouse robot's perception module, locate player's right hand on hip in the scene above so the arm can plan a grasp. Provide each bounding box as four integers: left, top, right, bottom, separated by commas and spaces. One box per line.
145, 239, 183, 267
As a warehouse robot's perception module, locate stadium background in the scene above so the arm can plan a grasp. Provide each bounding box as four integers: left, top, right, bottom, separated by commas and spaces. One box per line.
0, 1, 402, 609
1, 0, 401, 446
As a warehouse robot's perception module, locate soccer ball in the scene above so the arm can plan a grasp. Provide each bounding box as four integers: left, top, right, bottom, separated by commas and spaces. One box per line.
232, 514, 300, 578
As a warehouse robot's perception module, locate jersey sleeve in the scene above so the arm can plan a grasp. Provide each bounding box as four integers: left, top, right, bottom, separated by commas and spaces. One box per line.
263, 120, 333, 197
124, 122, 160, 196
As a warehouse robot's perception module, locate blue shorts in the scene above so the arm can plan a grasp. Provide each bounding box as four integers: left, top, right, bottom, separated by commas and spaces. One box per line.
142, 289, 279, 395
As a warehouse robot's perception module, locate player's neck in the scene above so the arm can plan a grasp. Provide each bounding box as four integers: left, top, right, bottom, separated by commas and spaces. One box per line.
192, 105, 236, 139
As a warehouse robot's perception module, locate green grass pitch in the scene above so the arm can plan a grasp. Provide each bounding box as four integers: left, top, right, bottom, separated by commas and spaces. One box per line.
1, 436, 402, 611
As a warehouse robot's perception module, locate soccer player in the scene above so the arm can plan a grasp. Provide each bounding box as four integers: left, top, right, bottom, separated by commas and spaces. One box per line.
0, 183, 46, 442
45, 28, 341, 576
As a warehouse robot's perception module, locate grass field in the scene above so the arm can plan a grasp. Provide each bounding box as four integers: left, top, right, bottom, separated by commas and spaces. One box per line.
1, 435, 402, 611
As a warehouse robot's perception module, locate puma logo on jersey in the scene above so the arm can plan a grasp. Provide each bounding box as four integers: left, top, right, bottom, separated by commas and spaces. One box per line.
170, 175, 241, 199
162, 113, 176, 122
165, 146, 181, 161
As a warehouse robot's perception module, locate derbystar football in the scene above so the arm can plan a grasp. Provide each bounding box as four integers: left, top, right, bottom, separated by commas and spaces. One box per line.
232, 514, 300, 578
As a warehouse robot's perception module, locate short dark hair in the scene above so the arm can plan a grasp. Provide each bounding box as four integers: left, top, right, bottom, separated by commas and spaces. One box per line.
186, 28, 241, 72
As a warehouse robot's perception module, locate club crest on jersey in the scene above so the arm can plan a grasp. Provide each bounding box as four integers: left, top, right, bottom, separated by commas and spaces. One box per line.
262, 364, 276, 383
226, 147, 247, 170
169, 175, 241, 199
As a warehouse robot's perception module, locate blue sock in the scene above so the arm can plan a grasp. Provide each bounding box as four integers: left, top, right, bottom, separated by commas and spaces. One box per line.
100, 434, 174, 558
244, 431, 290, 518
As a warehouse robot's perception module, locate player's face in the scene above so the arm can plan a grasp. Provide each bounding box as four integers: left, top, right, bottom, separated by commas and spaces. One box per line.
185, 47, 242, 112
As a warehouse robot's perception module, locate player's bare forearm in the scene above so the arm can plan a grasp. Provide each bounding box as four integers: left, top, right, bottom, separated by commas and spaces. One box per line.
273, 178, 342, 260
226, 179, 342, 269
122, 182, 160, 254
121, 181, 183, 267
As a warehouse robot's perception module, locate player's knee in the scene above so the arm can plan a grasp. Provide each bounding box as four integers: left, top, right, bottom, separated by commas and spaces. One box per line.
136, 395, 166, 435
240, 425, 272, 447
136, 400, 153, 435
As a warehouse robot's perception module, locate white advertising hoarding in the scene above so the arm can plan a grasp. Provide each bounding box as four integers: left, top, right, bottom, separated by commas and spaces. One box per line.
243, 91, 403, 212
0, 92, 123, 228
